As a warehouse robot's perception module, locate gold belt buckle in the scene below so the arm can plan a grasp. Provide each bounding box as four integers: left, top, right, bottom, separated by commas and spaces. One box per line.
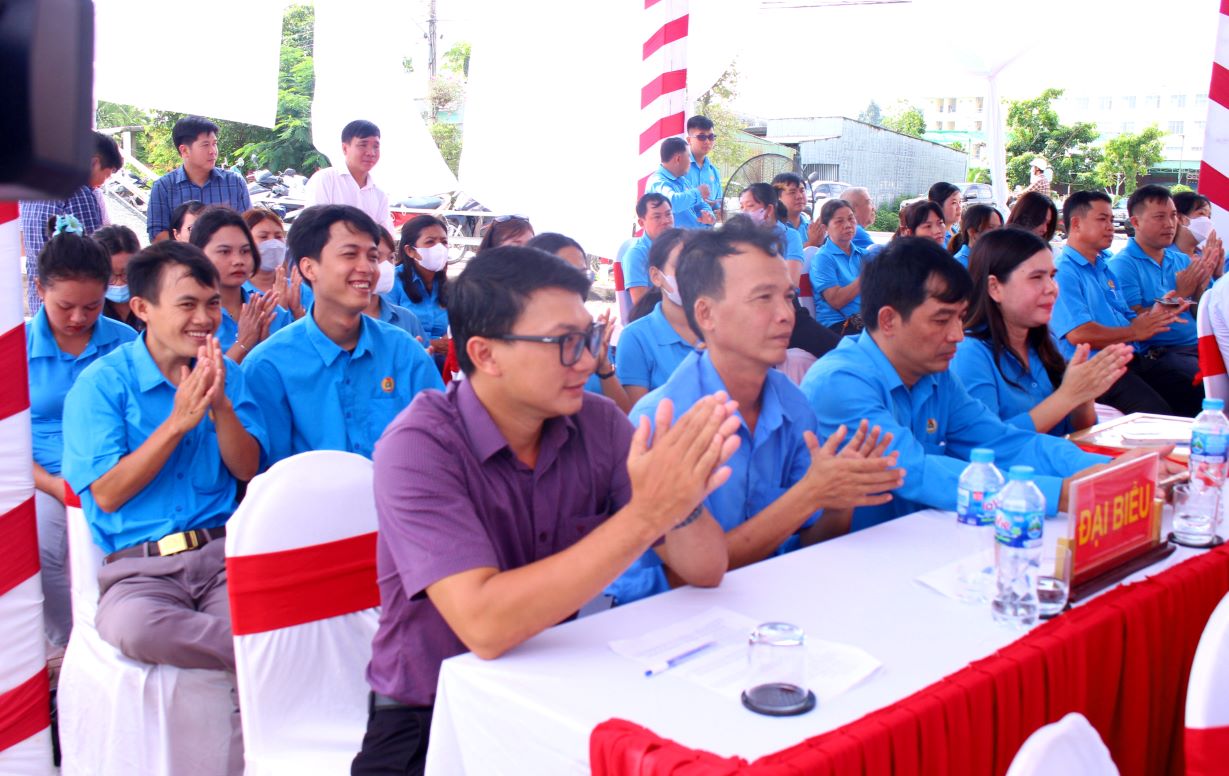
156, 531, 197, 557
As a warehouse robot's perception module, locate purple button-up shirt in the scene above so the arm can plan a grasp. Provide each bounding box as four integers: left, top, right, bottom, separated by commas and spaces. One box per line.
366, 379, 634, 706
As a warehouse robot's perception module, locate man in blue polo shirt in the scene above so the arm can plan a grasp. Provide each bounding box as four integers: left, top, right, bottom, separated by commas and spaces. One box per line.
146, 116, 252, 243
1049, 190, 1198, 416
61, 241, 266, 772
684, 116, 722, 224
800, 238, 1133, 532
608, 220, 903, 603
646, 137, 715, 230
619, 192, 674, 307
242, 205, 443, 466
843, 187, 877, 251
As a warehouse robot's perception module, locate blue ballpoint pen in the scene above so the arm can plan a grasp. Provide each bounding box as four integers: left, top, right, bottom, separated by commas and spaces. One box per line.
643, 641, 718, 677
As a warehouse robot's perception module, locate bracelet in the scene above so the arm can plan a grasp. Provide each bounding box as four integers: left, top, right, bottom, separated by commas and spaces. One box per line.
672, 504, 705, 531
236, 342, 249, 352
597, 368, 616, 380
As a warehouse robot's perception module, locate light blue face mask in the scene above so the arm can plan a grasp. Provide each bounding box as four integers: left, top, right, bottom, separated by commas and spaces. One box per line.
105, 284, 130, 304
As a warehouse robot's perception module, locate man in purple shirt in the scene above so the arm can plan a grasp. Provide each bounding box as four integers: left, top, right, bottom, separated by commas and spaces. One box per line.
353, 246, 740, 775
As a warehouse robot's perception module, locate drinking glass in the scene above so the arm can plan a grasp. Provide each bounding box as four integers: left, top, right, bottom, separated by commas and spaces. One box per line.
742, 622, 815, 716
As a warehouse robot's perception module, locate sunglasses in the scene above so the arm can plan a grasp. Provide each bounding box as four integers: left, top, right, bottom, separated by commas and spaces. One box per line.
492, 214, 530, 223
691, 133, 717, 141
492, 321, 606, 367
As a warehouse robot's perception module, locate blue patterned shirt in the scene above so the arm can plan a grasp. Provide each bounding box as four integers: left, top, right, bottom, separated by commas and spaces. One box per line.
146, 166, 252, 241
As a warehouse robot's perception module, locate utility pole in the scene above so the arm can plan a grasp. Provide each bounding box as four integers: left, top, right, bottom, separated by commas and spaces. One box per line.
427, 0, 438, 77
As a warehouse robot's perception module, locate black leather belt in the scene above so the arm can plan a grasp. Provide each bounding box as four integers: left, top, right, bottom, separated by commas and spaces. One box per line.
103, 527, 226, 565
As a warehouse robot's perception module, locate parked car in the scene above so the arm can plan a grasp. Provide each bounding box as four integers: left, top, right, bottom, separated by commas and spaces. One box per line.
1112, 197, 1133, 234
806, 178, 851, 210
957, 182, 994, 207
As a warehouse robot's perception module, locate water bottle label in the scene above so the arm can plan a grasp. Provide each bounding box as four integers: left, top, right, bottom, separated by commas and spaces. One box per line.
957, 488, 997, 527
995, 508, 1043, 549
1191, 429, 1228, 459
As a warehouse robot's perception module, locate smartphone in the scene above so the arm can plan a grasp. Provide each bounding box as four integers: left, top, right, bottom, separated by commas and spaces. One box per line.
1156, 297, 1183, 307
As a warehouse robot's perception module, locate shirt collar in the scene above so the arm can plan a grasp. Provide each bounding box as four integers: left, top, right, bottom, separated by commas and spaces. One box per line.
688, 153, 710, 171
171, 165, 221, 186
304, 309, 374, 366
665, 350, 785, 437
29, 309, 125, 359
132, 333, 178, 393
646, 302, 691, 347
1060, 243, 1111, 267
340, 168, 377, 191
855, 331, 938, 398
1123, 237, 1177, 266
656, 165, 682, 183
455, 378, 578, 464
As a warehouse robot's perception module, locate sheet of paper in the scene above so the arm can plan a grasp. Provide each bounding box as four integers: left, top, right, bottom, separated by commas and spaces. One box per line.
609, 607, 882, 703
915, 554, 985, 601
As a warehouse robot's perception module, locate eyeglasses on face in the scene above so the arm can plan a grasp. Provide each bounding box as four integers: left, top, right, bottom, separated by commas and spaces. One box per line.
691, 133, 717, 142
490, 321, 606, 367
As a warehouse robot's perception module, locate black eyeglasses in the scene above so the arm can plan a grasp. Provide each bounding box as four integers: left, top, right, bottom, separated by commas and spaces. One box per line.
691, 133, 717, 141
491, 321, 606, 366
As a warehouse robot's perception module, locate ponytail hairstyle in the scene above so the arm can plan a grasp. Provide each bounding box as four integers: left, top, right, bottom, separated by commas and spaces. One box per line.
628, 228, 688, 322
743, 182, 788, 224
948, 204, 1001, 254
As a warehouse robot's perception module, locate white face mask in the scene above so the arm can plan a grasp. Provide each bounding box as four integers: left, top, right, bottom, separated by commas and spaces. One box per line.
661, 273, 682, 307
257, 239, 287, 272
747, 207, 768, 225
1189, 215, 1214, 246
374, 261, 396, 295
416, 243, 449, 272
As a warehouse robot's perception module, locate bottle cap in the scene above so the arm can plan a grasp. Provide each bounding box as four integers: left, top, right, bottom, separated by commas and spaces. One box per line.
970, 448, 994, 464
1007, 465, 1035, 481
1202, 398, 1225, 412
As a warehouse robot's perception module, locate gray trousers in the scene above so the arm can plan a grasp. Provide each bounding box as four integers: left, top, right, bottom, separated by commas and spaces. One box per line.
34, 488, 71, 647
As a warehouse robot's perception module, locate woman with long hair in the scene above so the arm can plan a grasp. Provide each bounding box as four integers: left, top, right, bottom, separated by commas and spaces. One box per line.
93, 224, 144, 332
1006, 191, 1059, 243
389, 215, 452, 360
810, 198, 866, 335
928, 181, 962, 245
954, 227, 1131, 435
364, 226, 428, 344
478, 215, 535, 252
168, 199, 207, 242
948, 204, 1002, 267
897, 200, 947, 244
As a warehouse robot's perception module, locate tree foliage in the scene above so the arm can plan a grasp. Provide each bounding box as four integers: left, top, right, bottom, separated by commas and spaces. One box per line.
857, 100, 883, 126
1004, 88, 1101, 193
1095, 126, 1165, 197
442, 42, 471, 77
430, 124, 463, 176
694, 63, 758, 180
881, 103, 925, 138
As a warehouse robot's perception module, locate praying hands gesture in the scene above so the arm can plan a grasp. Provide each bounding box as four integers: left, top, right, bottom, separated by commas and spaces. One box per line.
281, 265, 307, 319
168, 348, 218, 435
1175, 248, 1219, 299
1058, 343, 1131, 406
229, 288, 281, 362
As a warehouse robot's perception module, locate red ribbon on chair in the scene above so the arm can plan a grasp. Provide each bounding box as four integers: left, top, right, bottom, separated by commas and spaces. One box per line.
1185, 725, 1229, 775
0, 669, 49, 752
227, 532, 379, 636
1196, 332, 1227, 385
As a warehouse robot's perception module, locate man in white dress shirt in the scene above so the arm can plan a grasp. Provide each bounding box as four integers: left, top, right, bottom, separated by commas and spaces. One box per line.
305, 120, 395, 231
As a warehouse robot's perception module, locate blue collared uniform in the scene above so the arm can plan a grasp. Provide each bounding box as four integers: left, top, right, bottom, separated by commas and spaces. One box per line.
1050, 245, 1138, 359
772, 222, 806, 265
61, 335, 269, 553
28, 309, 137, 475
684, 153, 722, 230
853, 224, 875, 251
607, 351, 822, 603
646, 166, 712, 229
952, 334, 1074, 437
242, 312, 443, 465
146, 166, 252, 241
810, 239, 866, 326
785, 213, 811, 247
799, 333, 1106, 531
220, 284, 294, 352
614, 302, 697, 391
952, 243, 971, 268
372, 297, 427, 344
385, 266, 449, 340
619, 234, 653, 291
1108, 238, 1199, 347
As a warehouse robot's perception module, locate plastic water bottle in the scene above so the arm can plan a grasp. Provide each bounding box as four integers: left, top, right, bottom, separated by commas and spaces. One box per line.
1189, 398, 1229, 493
955, 449, 1004, 602
992, 466, 1044, 628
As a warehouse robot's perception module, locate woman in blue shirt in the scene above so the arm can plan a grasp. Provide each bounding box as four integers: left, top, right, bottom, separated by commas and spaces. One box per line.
810, 198, 868, 335
739, 183, 805, 287
772, 172, 822, 249
948, 204, 1002, 267
364, 226, 427, 344
929, 181, 963, 248
389, 215, 452, 361
954, 228, 1131, 436
190, 206, 292, 362
28, 224, 137, 648
615, 228, 700, 404
94, 224, 144, 332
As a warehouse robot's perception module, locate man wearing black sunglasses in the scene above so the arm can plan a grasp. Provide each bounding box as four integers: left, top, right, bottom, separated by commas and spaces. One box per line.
355, 246, 737, 774
685, 115, 723, 223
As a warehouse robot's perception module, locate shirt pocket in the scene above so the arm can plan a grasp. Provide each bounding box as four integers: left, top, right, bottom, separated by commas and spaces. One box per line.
555, 511, 609, 553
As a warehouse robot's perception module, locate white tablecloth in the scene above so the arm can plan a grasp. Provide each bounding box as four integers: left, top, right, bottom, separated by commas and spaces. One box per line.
426, 508, 1223, 775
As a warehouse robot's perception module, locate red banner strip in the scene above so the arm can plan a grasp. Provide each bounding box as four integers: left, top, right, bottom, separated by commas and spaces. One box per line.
1200, 160, 1229, 213
0, 202, 16, 226
641, 69, 688, 109
642, 16, 688, 60
639, 112, 686, 155
0, 669, 49, 753
1222, 0, 1229, 17
1185, 725, 1229, 776
0, 325, 30, 422
227, 532, 378, 636
63, 483, 80, 508
1210, 61, 1229, 112
0, 498, 38, 599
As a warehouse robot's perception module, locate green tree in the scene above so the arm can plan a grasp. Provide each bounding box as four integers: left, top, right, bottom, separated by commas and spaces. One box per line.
882, 104, 925, 138
1095, 126, 1165, 197
858, 100, 883, 126
967, 167, 991, 184
430, 123, 463, 175
1004, 88, 1100, 193
442, 42, 471, 77
946, 140, 965, 153
695, 63, 757, 180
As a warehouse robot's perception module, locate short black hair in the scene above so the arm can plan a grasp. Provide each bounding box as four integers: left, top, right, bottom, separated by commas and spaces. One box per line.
189, 206, 260, 275
772, 172, 804, 188
170, 200, 208, 238
861, 237, 972, 332
660, 136, 688, 163
127, 241, 219, 303
341, 120, 380, 143
92, 225, 140, 257
675, 215, 781, 340
37, 232, 111, 288
93, 131, 122, 171
928, 181, 960, 205
819, 198, 853, 226
450, 246, 591, 375
1174, 191, 1211, 216
288, 205, 381, 284
525, 232, 585, 257
686, 115, 714, 132
1062, 190, 1113, 233
1126, 183, 1173, 218
636, 192, 670, 218
172, 116, 220, 151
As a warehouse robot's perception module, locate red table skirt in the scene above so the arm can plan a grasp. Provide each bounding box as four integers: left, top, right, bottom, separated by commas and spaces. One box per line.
591, 544, 1229, 776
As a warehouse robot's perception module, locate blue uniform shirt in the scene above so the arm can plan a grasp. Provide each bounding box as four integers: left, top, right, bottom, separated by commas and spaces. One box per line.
1108, 238, 1199, 348
684, 153, 722, 229
785, 213, 811, 247
607, 351, 821, 603
772, 222, 806, 264
373, 297, 427, 345
61, 335, 269, 553
1050, 245, 1138, 358
220, 284, 294, 352
614, 302, 697, 390
810, 239, 866, 326
242, 312, 444, 465
853, 224, 875, 251
619, 234, 653, 290
952, 334, 1074, 437
646, 165, 712, 229
386, 266, 449, 340
799, 333, 1106, 531
952, 244, 971, 268
27, 309, 137, 475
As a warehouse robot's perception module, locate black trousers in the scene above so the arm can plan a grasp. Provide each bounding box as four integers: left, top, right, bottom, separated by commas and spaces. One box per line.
351, 699, 433, 776
1098, 345, 1204, 418
789, 298, 840, 359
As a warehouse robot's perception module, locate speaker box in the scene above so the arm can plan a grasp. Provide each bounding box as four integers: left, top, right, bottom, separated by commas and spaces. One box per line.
0, 0, 94, 201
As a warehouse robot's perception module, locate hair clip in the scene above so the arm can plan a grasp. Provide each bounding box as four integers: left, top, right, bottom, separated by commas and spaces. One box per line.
53, 214, 85, 236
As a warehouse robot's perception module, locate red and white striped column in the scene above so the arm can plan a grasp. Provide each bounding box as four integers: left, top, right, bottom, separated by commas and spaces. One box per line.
0, 201, 54, 772
1199, 0, 1229, 236
637, 0, 690, 198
